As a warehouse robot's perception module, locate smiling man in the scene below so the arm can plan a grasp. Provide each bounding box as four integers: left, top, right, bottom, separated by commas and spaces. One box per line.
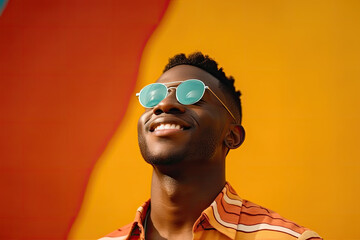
100, 52, 322, 240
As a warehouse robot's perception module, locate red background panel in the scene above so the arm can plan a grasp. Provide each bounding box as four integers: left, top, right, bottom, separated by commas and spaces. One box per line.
0, 0, 170, 239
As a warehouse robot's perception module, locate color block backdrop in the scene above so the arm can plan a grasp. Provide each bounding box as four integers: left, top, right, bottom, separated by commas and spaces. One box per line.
0, 1, 359, 240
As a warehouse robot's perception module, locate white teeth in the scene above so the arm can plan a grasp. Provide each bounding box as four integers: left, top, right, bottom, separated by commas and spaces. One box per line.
154, 123, 183, 131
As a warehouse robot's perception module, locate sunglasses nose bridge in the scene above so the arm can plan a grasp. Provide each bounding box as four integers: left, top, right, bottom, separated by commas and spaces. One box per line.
167, 86, 177, 93
163, 86, 178, 101
153, 87, 185, 115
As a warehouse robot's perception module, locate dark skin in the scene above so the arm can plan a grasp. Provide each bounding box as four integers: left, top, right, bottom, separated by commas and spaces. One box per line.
137, 65, 245, 240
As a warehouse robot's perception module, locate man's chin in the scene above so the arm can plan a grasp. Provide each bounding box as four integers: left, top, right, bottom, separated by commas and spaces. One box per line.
145, 155, 183, 166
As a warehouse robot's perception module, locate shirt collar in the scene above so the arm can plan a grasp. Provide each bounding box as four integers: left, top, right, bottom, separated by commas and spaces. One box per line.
200, 182, 243, 239
127, 183, 242, 240
128, 200, 150, 240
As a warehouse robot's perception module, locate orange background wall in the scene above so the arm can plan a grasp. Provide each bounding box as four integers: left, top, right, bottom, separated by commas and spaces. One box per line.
0, 0, 169, 239
1, 1, 359, 240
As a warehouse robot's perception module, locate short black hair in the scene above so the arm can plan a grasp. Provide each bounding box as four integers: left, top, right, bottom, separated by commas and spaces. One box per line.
163, 52, 242, 123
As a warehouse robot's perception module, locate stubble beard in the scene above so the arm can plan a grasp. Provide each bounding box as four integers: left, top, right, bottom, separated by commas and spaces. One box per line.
137, 128, 220, 167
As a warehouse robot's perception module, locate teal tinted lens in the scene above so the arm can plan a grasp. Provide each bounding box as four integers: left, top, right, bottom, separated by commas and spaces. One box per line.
176, 79, 205, 105
139, 83, 168, 107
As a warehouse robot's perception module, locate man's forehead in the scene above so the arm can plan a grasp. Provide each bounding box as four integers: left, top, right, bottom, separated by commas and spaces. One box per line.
156, 65, 220, 88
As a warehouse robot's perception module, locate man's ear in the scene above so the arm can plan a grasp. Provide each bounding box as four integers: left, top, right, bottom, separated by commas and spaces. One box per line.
224, 124, 245, 149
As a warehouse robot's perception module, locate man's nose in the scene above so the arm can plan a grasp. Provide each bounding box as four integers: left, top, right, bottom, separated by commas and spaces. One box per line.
153, 90, 186, 115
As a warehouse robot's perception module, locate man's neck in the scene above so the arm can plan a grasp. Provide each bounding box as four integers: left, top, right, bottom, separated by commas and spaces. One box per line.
146, 162, 226, 240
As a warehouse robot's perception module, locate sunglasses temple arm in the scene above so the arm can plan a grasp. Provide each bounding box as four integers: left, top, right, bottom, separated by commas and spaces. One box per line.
207, 88, 236, 121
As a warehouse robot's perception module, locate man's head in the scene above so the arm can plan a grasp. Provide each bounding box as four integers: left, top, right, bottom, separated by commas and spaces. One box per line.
163, 52, 243, 124
137, 52, 245, 167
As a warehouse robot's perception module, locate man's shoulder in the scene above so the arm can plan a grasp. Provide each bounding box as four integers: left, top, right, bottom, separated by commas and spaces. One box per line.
238, 199, 322, 239
98, 223, 133, 240
240, 198, 298, 223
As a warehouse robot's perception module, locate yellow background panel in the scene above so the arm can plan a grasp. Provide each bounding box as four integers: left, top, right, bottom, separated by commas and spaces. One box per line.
70, 1, 360, 239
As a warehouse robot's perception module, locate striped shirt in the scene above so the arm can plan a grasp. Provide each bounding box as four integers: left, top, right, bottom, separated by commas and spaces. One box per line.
99, 183, 322, 240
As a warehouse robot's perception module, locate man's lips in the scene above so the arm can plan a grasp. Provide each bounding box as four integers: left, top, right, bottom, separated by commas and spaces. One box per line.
149, 118, 191, 132
153, 123, 183, 131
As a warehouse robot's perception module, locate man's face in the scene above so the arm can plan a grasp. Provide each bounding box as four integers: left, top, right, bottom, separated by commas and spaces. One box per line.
137, 65, 233, 166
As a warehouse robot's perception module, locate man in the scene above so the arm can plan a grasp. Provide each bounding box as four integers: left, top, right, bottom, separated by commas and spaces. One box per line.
100, 52, 322, 240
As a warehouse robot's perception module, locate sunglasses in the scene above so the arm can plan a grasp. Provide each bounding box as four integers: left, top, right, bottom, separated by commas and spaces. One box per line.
136, 79, 235, 120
